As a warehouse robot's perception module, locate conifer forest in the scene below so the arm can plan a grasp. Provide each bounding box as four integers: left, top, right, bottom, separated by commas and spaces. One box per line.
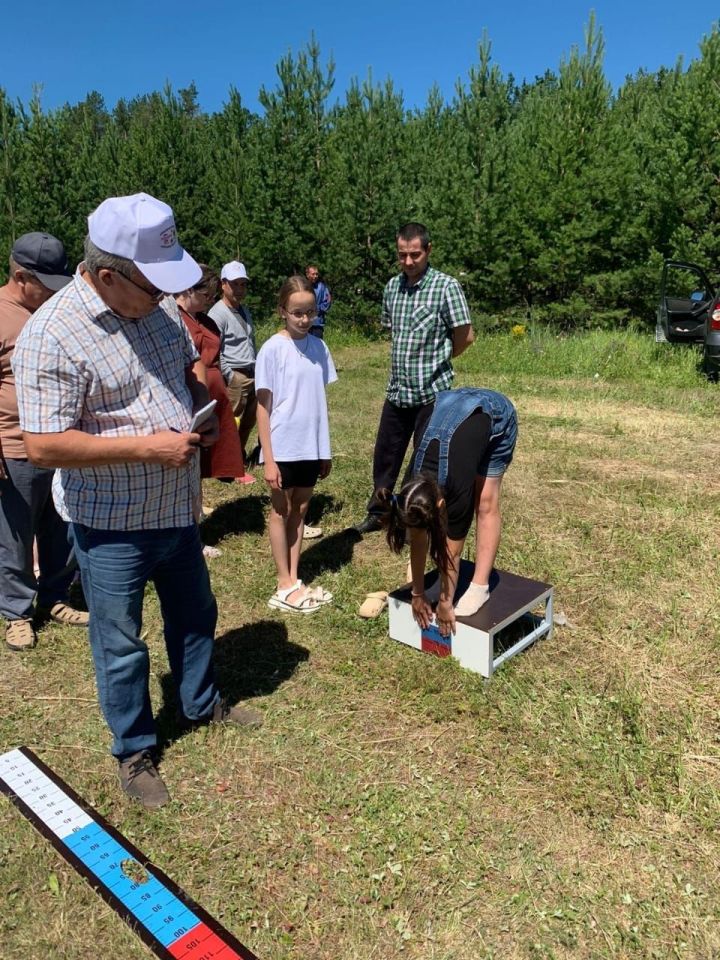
1, 19, 719, 328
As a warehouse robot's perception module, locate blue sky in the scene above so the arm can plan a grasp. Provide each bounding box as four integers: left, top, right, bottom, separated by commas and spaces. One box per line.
1, 1, 717, 114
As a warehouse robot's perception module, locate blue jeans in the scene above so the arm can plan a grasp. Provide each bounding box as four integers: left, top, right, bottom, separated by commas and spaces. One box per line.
414, 388, 518, 484
71, 523, 219, 760
0, 458, 76, 620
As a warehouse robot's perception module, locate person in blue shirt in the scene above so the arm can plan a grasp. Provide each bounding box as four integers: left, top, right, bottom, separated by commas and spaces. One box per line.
305, 265, 332, 340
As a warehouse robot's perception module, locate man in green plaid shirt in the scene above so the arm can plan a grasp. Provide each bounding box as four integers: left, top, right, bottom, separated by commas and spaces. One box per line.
355, 223, 475, 533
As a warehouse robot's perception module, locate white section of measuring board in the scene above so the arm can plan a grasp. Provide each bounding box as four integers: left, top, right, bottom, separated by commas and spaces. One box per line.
0, 747, 93, 837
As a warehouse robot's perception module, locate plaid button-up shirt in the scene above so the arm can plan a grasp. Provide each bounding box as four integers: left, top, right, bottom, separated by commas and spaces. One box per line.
13, 270, 200, 530
381, 266, 472, 407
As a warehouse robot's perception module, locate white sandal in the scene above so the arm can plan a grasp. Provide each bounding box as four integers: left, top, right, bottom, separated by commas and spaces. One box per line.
300, 580, 333, 604
268, 582, 323, 614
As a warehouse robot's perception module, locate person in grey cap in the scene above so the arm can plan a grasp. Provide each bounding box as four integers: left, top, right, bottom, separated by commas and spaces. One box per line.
208, 261, 258, 459
13, 195, 263, 810
0, 232, 88, 651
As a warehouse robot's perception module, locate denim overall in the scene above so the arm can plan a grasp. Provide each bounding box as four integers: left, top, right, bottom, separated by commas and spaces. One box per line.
412, 388, 517, 486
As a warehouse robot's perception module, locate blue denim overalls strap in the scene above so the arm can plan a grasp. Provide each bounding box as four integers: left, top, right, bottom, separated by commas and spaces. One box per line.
413, 388, 515, 487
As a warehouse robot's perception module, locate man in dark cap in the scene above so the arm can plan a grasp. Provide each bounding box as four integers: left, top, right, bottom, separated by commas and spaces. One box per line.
0, 232, 88, 651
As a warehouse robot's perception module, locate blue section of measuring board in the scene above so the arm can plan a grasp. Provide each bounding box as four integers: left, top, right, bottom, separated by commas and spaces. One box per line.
64, 821, 201, 946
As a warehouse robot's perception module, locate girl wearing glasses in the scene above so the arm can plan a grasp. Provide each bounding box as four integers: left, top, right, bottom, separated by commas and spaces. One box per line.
256, 275, 337, 613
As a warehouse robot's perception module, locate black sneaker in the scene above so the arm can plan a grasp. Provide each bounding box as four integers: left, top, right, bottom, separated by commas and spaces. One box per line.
354, 515, 383, 535
119, 751, 170, 809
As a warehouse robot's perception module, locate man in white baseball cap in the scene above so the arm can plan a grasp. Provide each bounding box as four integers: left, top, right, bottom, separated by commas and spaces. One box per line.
13, 193, 263, 809
88, 192, 201, 295
208, 259, 258, 462
220, 260, 248, 283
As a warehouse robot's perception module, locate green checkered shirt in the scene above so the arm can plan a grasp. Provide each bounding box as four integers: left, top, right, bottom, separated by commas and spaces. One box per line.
381, 265, 472, 407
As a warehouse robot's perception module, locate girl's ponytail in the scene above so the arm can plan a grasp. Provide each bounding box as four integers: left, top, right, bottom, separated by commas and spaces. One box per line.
379, 476, 450, 576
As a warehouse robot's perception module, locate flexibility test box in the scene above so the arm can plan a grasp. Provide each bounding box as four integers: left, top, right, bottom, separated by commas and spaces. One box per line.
388, 560, 553, 678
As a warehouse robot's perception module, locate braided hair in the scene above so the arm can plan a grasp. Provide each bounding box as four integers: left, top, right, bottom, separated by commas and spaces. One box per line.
375, 475, 450, 577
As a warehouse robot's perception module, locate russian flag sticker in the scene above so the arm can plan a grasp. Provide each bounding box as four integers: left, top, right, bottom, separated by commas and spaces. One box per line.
421, 622, 452, 658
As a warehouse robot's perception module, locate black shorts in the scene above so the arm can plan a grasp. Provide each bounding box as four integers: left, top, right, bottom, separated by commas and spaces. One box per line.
276, 459, 321, 489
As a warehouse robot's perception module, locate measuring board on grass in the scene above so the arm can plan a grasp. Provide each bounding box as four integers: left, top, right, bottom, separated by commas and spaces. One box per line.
0, 746, 259, 960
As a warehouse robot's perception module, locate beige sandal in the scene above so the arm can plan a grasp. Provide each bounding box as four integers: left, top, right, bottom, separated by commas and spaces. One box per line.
44, 602, 90, 627
6, 618, 37, 651
303, 524, 323, 540
359, 591, 389, 619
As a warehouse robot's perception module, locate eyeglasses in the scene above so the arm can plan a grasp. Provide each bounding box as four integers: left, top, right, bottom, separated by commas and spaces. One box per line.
191, 283, 217, 300
284, 308, 317, 320
109, 269, 164, 302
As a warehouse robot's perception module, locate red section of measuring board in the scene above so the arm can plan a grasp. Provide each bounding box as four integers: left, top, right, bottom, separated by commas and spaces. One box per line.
168, 923, 245, 958
421, 623, 452, 658
0, 746, 259, 960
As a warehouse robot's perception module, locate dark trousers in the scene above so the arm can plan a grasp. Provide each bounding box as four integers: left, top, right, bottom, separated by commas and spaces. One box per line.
0, 458, 76, 620
309, 325, 325, 340
367, 399, 435, 514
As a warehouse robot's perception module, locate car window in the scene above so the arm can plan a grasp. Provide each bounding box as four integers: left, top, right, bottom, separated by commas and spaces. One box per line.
665, 265, 708, 302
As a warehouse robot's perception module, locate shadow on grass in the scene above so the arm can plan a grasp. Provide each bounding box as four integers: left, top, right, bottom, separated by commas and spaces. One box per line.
299, 527, 362, 582
155, 619, 308, 755
201, 493, 269, 546
306, 492, 341, 526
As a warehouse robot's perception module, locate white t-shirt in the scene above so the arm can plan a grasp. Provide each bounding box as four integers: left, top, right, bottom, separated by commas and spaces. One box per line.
255, 332, 337, 462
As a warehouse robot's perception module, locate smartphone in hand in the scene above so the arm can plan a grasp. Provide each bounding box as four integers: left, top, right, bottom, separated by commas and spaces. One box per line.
189, 400, 217, 433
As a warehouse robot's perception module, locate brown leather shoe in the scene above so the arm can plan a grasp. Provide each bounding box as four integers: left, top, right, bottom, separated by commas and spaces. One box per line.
211, 698, 264, 728
119, 751, 170, 809
6, 618, 37, 651
177, 698, 264, 731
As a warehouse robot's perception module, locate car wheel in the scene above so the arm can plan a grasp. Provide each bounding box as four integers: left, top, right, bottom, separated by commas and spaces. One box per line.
702, 350, 719, 382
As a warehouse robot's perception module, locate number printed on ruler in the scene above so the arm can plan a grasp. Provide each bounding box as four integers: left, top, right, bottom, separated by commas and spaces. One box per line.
0, 747, 258, 959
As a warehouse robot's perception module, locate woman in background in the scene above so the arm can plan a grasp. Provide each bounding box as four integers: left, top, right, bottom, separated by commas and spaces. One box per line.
176, 266, 252, 556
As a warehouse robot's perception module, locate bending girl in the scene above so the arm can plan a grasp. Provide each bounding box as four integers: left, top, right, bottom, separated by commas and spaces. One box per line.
377, 388, 517, 637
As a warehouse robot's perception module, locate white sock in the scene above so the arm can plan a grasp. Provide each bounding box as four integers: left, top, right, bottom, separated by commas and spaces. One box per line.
454, 583, 489, 617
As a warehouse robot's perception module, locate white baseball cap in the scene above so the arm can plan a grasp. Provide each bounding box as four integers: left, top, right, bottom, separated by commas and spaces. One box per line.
87, 192, 201, 293
221, 261, 249, 282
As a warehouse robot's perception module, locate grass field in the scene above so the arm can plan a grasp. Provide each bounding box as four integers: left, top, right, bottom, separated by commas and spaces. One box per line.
2, 329, 720, 960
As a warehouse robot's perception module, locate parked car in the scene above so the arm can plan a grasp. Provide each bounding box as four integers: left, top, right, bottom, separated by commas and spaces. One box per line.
656, 259, 720, 379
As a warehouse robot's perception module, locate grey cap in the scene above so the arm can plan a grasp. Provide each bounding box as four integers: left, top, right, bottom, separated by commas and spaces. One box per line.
11, 232, 72, 291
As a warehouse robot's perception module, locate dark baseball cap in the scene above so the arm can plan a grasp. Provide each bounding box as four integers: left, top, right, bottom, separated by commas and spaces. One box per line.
11, 232, 72, 292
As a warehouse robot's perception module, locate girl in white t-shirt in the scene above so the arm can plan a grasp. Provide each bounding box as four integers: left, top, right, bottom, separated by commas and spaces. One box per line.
256, 275, 337, 613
